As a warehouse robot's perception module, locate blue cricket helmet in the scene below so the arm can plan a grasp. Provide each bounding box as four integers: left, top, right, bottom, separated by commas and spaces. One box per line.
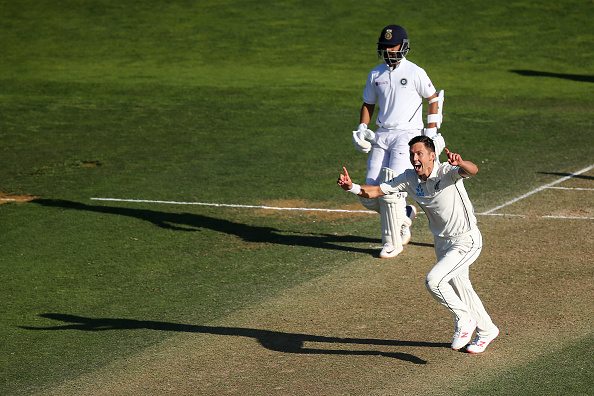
377, 25, 410, 68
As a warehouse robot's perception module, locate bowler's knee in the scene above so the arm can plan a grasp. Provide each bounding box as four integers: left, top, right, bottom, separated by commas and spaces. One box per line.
425, 274, 443, 293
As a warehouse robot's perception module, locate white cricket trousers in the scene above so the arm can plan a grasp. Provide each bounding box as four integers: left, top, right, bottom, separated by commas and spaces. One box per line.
425, 228, 496, 335
365, 128, 421, 185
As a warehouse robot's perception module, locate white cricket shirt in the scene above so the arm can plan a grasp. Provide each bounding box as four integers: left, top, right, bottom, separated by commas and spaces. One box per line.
362, 58, 436, 130
380, 161, 478, 238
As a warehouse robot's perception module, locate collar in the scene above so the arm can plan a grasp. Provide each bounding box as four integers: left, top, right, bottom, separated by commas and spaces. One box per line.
383, 57, 407, 72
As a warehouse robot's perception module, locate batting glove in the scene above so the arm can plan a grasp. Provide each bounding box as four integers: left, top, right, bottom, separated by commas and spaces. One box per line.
423, 127, 445, 156
352, 123, 375, 154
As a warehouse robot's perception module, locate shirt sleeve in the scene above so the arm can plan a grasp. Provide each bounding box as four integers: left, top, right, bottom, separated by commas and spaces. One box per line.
362, 70, 378, 105
416, 68, 437, 99
448, 164, 466, 181
379, 171, 408, 195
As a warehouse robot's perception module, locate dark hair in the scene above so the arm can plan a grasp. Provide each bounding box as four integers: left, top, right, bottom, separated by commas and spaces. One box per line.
409, 135, 435, 152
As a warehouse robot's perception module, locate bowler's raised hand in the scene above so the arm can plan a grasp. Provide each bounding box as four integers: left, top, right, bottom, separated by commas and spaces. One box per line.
337, 167, 353, 191
444, 148, 462, 166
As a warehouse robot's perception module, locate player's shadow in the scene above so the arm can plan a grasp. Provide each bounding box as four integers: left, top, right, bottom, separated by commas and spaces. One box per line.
32, 199, 433, 254
22, 313, 450, 364
510, 69, 594, 83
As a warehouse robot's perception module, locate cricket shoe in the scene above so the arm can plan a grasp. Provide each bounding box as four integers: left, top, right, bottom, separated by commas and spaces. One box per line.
379, 243, 403, 259
401, 205, 417, 245
467, 326, 500, 354
451, 318, 477, 351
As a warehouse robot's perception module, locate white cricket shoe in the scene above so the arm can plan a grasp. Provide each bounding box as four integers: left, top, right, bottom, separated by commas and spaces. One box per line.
451, 318, 477, 350
467, 326, 500, 353
401, 205, 417, 245
379, 243, 403, 259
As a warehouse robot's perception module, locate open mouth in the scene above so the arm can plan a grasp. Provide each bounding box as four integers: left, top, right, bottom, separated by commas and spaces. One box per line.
414, 162, 422, 171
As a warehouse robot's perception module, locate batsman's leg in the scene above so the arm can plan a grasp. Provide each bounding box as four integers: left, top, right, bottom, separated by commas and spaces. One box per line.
359, 196, 380, 213
387, 131, 418, 245
378, 167, 405, 258
359, 143, 383, 215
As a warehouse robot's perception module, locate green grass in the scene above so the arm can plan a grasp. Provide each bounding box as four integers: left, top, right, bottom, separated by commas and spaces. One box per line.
1, 0, 593, 393
466, 334, 594, 395
3, 199, 372, 389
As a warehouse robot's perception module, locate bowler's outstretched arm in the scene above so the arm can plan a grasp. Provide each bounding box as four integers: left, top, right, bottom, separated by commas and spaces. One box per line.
337, 167, 384, 198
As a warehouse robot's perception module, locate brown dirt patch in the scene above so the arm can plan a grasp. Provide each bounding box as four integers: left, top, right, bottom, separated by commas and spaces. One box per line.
0, 191, 38, 204
43, 215, 593, 395
81, 161, 101, 167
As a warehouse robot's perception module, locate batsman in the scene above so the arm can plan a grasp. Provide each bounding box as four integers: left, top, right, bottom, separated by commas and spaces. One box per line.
352, 24, 445, 258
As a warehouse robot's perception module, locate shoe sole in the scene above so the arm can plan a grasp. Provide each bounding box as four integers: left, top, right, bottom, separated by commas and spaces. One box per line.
467, 327, 500, 354
379, 247, 403, 258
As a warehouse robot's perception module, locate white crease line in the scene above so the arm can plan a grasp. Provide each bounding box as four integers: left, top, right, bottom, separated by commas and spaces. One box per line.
475, 212, 526, 217
90, 198, 594, 220
545, 186, 594, 191
483, 164, 594, 214
542, 215, 594, 220
476, 212, 594, 220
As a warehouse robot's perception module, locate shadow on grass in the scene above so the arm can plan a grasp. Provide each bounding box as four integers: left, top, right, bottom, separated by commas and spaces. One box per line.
23, 313, 451, 364
32, 199, 433, 254
510, 69, 594, 83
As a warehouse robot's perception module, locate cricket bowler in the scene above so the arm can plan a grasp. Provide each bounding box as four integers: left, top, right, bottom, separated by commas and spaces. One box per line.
338, 136, 499, 353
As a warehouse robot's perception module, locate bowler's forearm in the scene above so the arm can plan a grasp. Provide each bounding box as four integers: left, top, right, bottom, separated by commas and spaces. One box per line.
459, 160, 478, 176
357, 185, 384, 198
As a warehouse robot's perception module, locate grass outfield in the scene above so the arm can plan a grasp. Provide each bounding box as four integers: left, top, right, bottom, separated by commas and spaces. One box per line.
1, 0, 593, 394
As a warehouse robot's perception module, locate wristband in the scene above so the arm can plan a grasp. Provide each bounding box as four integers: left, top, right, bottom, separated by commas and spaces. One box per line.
427, 114, 441, 124
347, 184, 361, 195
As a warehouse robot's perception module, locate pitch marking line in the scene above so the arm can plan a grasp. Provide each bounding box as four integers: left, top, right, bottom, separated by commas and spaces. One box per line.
480, 164, 594, 215
545, 186, 594, 191
90, 164, 594, 220
89, 198, 593, 220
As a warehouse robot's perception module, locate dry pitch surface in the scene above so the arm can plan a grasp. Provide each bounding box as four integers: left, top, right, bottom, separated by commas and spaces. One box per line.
41, 170, 593, 395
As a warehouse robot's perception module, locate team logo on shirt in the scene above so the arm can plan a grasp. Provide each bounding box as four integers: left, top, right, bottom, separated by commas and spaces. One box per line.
400, 78, 408, 86
416, 184, 425, 196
